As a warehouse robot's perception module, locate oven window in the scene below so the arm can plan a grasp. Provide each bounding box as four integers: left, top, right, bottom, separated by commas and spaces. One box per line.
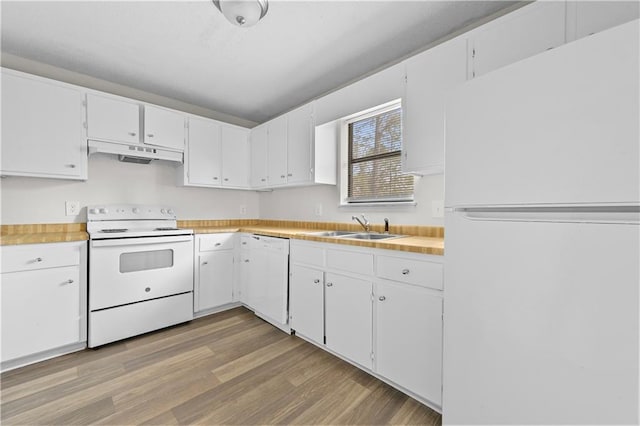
119, 249, 174, 273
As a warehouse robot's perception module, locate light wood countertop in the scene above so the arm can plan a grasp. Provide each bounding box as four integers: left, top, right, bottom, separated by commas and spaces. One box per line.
2, 220, 444, 255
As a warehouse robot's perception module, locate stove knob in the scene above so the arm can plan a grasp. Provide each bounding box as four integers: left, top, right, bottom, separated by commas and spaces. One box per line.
99, 208, 108, 214
168, 209, 174, 215
89, 208, 98, 214
132, 207, 140, 214
160, 208, 167, 214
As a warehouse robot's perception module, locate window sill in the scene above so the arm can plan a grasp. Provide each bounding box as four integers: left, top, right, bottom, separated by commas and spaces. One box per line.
338, 201, 417, 209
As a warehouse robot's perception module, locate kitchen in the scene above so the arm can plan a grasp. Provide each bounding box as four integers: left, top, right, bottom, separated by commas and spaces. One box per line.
1, 1, 639, 425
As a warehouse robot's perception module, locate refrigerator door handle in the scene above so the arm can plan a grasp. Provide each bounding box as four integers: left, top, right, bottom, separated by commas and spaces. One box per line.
460, 208, 639, 225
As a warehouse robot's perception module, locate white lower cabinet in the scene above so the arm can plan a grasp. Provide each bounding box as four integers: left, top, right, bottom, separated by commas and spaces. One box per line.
194, 234, 236, 314
325, 272, 373, 370
0, 241, 87, 370
289, 239, 444, 411
289, 264, 324, 344
375, 280, 443, 405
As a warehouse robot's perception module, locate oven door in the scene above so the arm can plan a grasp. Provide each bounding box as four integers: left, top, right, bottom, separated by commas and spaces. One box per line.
89, 235, 194, 311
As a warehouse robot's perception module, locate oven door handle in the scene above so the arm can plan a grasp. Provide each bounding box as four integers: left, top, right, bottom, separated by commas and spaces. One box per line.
91, 235, 193, 247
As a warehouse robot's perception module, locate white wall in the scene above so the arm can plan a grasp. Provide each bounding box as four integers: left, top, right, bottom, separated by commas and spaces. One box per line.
0, 155, 260, 224
259, 174, 444, 226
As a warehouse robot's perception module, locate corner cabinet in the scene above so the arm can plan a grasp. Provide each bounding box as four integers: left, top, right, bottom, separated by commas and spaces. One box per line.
1, 69, 87, 180
182, 116, 250, 190
402, 36, 467, 175
1, 241, 87, 371
289, 240, 444, 412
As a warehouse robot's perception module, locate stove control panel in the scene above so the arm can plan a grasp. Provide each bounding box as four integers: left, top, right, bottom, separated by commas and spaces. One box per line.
88, 204, 177, 221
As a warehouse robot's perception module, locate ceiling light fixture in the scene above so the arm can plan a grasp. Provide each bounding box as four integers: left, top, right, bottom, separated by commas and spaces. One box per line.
212, 0, 269, 27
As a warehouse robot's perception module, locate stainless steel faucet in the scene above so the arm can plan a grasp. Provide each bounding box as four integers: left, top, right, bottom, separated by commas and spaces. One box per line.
352, 214, 370, 232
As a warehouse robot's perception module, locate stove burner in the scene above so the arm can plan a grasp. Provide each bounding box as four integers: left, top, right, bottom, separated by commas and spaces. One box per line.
154, 227, 179, 231
101, 229, 128, 233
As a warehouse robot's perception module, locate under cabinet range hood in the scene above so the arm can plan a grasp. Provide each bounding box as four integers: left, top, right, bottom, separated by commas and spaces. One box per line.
88, 140, 183, 164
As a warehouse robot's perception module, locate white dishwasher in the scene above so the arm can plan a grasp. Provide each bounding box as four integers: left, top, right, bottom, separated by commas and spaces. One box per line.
246, 235, 290, 332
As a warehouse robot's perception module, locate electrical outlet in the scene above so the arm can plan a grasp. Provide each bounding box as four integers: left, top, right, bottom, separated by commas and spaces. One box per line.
315, 203, 323, 216
240, 205, 247, 215
431, 200, 444, 218
65, 201, 80, 216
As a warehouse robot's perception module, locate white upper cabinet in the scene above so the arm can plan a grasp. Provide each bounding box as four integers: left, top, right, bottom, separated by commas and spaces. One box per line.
567, 1, 640, 41
267, 114, 288, 186
286, 103, 314, 185
468, 1, 566, 79
221, 124, 250, 188
143, 105, 186, 151
402, 36, 467, 175
250, 123, 269, 188
86, 93, 140, 144
185, 116, 222, 186
1, 70, 87, 180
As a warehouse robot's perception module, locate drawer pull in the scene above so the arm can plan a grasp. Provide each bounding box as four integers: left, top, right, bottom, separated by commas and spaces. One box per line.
34, 257, 43, 263
242, 242, 247, 245
244, 259, 250, 263
213, 177, 219, 180
313, 279, 320, 284
147, 134, 155, 138
128, 132, 137, 137
214, 243, 222, 247
379, 296, 386, 301
401, 269, 410, 275
65, 164, 76, 168
202, 261, 208, 265
326, 282, 333, 287
145, 287, 151, 292
280, 175, 286, 179
66, 279, 74, 284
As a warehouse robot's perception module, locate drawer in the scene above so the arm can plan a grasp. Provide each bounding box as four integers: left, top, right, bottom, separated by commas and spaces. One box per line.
290, 243, 324, 267
1, 242, 82, 273
326, 248, 373, 276
377, 255, 443, 290
198, 233, 235, 252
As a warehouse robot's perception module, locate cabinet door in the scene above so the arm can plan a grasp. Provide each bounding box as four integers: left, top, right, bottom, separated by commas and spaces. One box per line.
376, 281, 443, 405
267, 115, 288, 186
325, 272, 372, 369
1, 266, 80, 362
403, 37, 467, 175
196, 251, 234, 312
144, 105, 185, 150
86, 93, 140, 144
250, 124, 269, 187
1, 72, 85, 179
186, 117, 221, 186
570, 1, 639, 41
286, 103, 313, 184
221, 125, 249, 188
238, 246, 251, 305
469, 1, 565, 78
290, 264, 324, 343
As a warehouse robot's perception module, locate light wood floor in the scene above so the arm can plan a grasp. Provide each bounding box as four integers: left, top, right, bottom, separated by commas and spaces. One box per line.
1, 307, 442, 425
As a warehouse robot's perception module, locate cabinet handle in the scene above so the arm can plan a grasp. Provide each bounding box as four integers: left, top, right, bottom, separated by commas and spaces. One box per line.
66, 279, 74, 284
280, 175, 286, 179
326, 282, 333, 287
128, 132, 137, 137
213, 177, 219, 180
147, 134, 155, 138
65, 164, 76, 168
35, 257, 43, 262
261, 178, 266, 182
214, 243, 221, 247
313, 279, 320, 284
244, 259, 250, 263
287, 173, 292, 177
224, 178, 229, 181
242, 242, 247, 245
379, 296, 386, 301
401, 269, 410, 275
202, 261, 208, 265
145, 287, 151, 292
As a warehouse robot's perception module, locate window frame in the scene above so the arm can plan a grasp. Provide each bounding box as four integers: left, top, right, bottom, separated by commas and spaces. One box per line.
339, 99, 415, 207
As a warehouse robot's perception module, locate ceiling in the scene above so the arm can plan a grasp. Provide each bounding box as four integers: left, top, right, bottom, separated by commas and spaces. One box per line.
1, 1, 518, 124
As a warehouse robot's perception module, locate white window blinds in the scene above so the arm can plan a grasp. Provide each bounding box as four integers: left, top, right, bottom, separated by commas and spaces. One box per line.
347, 107, 413, 203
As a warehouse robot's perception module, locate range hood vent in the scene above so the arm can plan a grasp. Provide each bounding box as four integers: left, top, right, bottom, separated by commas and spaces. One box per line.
88, 140, 183, 163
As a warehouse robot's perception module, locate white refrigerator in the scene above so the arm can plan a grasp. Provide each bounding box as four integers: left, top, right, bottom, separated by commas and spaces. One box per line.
443, 20, 639, 425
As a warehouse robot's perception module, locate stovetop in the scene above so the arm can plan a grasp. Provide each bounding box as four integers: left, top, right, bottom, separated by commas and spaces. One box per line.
87, 204, 193, 239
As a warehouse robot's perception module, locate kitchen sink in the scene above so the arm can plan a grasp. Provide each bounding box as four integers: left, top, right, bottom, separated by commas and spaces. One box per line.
306, 230, 357, 237
338, 233, 404, 240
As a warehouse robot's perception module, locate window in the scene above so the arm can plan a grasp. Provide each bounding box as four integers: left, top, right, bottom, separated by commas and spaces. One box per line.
344, 102, 414, 204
